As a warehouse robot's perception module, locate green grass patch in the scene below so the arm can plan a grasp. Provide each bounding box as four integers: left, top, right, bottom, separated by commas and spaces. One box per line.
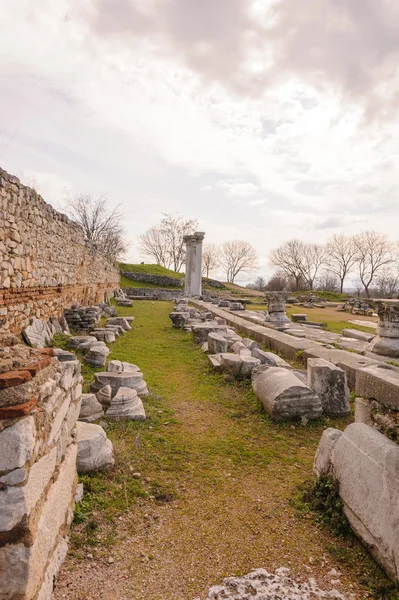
119, 263, 184, 278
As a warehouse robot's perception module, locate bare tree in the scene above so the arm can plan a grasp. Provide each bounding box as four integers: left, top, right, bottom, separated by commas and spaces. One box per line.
220, 240, 259, 283
138, 226, 172, 269
253, 275, 266, 291
66, 194, 127, 262
353, 231, 395, 298
138, 213, 198, 272
202, 243, 220, 278
325, 234, 358, 293
316, 272, 339, 292
300, 243, 327, 290
264, 270, 289, 291
375, 266, 399, 298
269, 239, 304, 291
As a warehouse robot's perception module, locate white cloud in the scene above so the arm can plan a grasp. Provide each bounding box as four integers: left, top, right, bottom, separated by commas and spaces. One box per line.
0, 0, 399, 282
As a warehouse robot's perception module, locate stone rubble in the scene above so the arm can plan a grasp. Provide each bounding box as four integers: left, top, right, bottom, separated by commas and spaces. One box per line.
105, 387, 146, 421
76, 422, 115, 473
78, 393, 104, 423
196, 568, 347, 600
307, 358, 350, 416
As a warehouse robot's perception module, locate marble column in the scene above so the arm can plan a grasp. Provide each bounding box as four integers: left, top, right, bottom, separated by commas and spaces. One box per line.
264, 291, 291, 326
368, 300, 399, 357
184, 232, 205, 297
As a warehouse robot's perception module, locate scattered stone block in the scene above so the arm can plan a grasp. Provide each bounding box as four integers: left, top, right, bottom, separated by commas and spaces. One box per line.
79, 393, 103, 423
170, 311, 190, 328
96, 384, 112, 408
91, 329, 116, 343
53, 349, 76, 362
207, 332, 228, 355
251, 348, 290, 368
207, 354, 222, 372
76, 422, 114, 472
252, 367, 322, 421
91, 371, 149, 398
354, 397, 373, 426
313, 428, 342, 476
230, 341, 252, 357
108, 359, 123, 373
307, 358, 350, 416
240, 356, 261, 378
106, 387, 146, 421
84, 342, 110, 367
291, 314, 308, 323
341, 328, 375, 343
220, 354, 243, 378
356, 364, 399, 410
242, 338, 261, 351
333, 423, 399, 584
192, 323, 227, 344
106, 317, 131, 331
68, 336, 97, 349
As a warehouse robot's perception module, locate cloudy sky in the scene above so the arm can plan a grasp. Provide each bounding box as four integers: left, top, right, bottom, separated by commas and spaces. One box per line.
1, 0, 399, 282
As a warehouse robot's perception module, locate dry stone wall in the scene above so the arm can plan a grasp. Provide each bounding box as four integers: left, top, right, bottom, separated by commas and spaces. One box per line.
0, 337, 82, 599
0, 168, 120, 333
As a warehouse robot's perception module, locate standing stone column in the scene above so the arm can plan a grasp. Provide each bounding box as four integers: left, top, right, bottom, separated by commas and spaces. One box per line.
368, 300, 399, 357
264, 292, 291, 326
184, 232, 205, 297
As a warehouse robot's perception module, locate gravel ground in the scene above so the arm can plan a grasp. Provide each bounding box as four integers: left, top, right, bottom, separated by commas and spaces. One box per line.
196, 568, 353, 600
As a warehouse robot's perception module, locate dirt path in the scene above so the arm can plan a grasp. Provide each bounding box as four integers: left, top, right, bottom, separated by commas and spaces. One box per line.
54, 302, 385, 600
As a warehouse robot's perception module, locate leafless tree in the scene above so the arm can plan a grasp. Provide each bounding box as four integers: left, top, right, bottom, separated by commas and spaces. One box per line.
326, 234, 358, 293
316, 272, 339, 292
264, 270, 289, 291
300, 243, 327, 290
375, 266, 399, 298
269, 239, 304, 291
253, 275, 266, 291
201, 243, 220, 278
138, 213, 198, 272
353, 231, 395, 298
220, 240, 259, 283
138, 226, 172, 269
66, 194, 128, 262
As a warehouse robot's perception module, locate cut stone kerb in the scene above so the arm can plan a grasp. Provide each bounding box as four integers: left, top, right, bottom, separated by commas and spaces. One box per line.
264, 291, 291, 324
368, 299, 399, 357
184, 231, 205, 297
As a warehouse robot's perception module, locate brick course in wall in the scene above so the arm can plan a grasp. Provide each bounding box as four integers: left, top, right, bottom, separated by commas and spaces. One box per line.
0, 168, 120, 332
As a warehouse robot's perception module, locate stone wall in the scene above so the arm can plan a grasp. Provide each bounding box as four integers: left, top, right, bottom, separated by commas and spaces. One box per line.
123, 287, 184, 301
0, 337, 82, 599
0, 168, 120, 333
120, 270, 183, 288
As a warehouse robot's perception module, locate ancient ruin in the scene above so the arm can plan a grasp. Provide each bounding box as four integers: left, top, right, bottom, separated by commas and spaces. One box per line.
183, 232, 205, 297
368, 299, 399, 357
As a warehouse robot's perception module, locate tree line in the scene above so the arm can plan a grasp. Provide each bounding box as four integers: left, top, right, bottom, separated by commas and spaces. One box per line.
64, 196, 398, 298
138, 214, 258, 283
263, 232, 399, 297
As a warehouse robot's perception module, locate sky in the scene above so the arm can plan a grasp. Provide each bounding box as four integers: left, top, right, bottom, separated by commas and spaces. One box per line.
1, 0, 399, 283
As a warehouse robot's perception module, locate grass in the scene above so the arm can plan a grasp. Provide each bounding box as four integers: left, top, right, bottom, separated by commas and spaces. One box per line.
119, 263, 184, 279
58, 301, 396, 599
120, 275, 180, 289
247, 304, 377, 335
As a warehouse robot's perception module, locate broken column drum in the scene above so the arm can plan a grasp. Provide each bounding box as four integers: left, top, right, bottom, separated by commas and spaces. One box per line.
368, 300, 399, 357
264, 292, 291, 325
184, 232, 205, 297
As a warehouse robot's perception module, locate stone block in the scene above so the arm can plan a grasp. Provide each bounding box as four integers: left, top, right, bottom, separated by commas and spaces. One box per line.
79, 393, 103, 422
252, 367, 322, 422
106, 387, 146, 421
76, 422, 114, 473
251, 348, 290, 368
220, 353, 243, 378
91, 371, 149, 398
207, 332, 228, 355
0, 447, 57, 532
0, 415, 36, 471
313, 428, 342, 476
341, 328, 375, 343
354, 397, 373, 426
333, 423, 399, 583
106, 317, 131, 331
356, 364, 399, 409
307, 358, 350, 416
192, 323, 227, 344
